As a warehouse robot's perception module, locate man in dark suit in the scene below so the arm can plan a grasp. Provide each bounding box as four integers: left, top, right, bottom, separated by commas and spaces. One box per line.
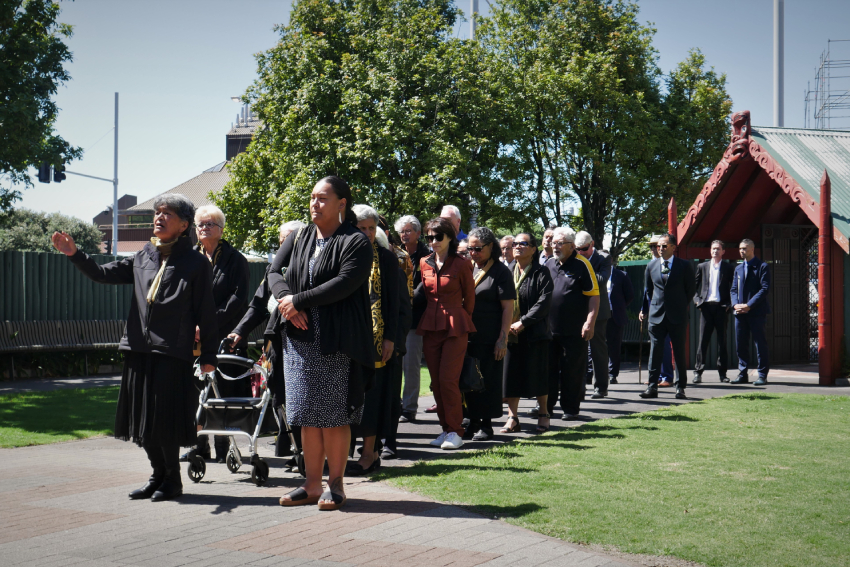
576, 232, 612, 398
730, 238, 771, 385
607, 267, 634, 384
639, 233, 696, 399
693, 240, 734, 383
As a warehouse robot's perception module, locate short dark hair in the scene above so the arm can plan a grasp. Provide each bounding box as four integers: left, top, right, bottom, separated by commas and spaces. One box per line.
153, 193, 195, 236
515, 232, 540, 261
711, 239, 724, 249
468, 227, 501, 259
318, 175, 356, 223
659, 233, 677, 246
423, 217, 458, 256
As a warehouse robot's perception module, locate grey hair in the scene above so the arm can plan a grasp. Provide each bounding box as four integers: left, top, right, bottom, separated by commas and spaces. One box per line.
740, 238, 755, 248
279, 220, 306, 235
575, 231, 593, 248
153, 193, 195, 234
352, 204, 380, 223
394, 215, 421, 234
553, 227, 576, 243
440, 204, 461, 220
500, 235, 514, 244
468, 227, 501, 259
195, 204, 225, 228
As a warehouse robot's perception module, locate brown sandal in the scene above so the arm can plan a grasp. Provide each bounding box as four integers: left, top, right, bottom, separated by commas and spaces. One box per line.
500, 416, 520, 433
535, 413, 551, 434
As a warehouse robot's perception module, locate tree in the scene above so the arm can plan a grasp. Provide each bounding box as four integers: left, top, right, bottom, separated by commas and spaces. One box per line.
481, 0, 731, 259
216, 0, 516, 251
0, 208, 103, 253
0, 0, 82, 210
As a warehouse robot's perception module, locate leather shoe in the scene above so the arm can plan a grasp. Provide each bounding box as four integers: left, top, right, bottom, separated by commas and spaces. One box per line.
472, 428, 493, 441
675, 388, 687, 400
753, 377, 768, 386
731, 375, 749, 384
129, 478, 162, 500
399, 411, 415, 423
151, 480, 183, 502
692, 374, 702, 384
639, 386, 658, 398
591, 389, 606, 399
609, 377, 618, 384
719, 376, 730, 383
424, 404, 438, 413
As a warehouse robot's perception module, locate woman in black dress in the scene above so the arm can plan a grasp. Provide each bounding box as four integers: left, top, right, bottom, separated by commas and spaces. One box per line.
465, 227, 515, 441
270, 176, 373, 511
502, 232, 553, 434
51, 194, 218, 502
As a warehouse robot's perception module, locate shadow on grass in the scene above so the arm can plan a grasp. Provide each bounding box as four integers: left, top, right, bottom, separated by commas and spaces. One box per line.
0, 387, 118, 442
724, 393, 782, 401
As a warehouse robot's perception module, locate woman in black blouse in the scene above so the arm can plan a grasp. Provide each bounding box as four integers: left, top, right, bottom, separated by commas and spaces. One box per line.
465, 228, 515, 441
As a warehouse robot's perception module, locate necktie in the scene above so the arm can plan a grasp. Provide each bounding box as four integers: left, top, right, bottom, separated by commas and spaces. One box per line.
662, 260, 669, 284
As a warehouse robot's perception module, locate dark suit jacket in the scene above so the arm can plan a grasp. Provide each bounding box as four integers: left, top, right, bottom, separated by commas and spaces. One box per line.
730, 257, 771, 317
608, 267, 634, 326
642, 256, 696, 326
588, 250, 612, 321
694, 259, 734, 308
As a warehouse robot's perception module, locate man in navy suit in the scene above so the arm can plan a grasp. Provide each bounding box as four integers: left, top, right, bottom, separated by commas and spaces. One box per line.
606, 267, 634, 384
577, 232, 612, 398
639, 233, 696, 399
693, 240, 734, 383
730, 239, 771, 385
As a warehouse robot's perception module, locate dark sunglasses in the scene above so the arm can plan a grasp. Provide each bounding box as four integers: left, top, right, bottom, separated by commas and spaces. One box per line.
658, 244, 670, 249
468, 246, 485, 252
425, 233, 445, 243
576, 245, 591, 252
512, 241, 531, 248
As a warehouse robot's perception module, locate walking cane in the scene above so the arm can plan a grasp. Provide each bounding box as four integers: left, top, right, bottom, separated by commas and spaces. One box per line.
637, 318, 645, 384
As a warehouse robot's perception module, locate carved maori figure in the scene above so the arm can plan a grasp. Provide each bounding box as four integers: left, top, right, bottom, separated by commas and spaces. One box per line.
728, 110, 751, 163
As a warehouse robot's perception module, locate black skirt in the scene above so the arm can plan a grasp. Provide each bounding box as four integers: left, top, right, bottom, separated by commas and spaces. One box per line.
353, 360, 396, 440
115, 352, 199, 448
503, 334, 550, 398
465, 342, 505, 419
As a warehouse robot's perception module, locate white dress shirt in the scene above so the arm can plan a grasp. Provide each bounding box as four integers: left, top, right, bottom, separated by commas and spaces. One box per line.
707, 259, 722, 303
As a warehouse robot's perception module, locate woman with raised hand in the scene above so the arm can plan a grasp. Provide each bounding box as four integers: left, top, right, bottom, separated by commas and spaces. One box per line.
51, 194, 218, 502
270, 176, 373, 511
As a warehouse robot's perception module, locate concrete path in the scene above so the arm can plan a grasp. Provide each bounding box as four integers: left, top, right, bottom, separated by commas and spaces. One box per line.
1, 364, 846, 567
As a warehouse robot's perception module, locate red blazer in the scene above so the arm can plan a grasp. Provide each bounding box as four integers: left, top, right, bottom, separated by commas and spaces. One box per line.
416, 254, 476, 337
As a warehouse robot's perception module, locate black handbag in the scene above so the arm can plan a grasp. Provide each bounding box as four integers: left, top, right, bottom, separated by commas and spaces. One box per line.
459, 355, 485, 393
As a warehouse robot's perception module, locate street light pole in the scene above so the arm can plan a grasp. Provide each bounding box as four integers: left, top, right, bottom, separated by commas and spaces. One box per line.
112, 92, 119, 255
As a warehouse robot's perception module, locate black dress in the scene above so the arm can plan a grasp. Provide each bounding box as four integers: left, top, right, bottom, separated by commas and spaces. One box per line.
466, 261, 515, 419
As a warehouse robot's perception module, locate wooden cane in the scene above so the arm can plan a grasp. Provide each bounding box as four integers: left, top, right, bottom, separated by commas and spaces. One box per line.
638, 317, 645, 384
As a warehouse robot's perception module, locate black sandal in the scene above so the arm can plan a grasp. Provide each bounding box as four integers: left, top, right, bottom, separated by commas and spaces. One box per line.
535, 413, 551, 434
317, 490, 347, 511
500, 416, 521, 433
279, 487, 321, 507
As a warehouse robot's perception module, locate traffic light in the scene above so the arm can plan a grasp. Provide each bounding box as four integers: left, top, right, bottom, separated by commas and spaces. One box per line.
37, 162, 51, 183
53, 162, 66, 183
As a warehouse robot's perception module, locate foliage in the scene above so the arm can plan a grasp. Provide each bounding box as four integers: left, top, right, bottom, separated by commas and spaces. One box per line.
0, 0, 82, 210
617, 235, 653, 262
0, 207, 104, 253
216, 0, 516, 251
479, 0, 731, 260
378, 394, 850, 567
1, 349, 123, 379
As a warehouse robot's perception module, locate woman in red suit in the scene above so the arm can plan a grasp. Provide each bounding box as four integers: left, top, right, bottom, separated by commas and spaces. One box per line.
416, 217, 476, 450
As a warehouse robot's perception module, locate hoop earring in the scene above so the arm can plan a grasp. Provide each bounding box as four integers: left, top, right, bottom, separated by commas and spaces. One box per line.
339, 211, 343, 223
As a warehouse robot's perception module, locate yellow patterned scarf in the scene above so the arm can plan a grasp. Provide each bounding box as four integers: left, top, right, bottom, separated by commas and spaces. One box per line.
146, 236, 180, 304
474, 259, 494, 287
369, 242, 386, 369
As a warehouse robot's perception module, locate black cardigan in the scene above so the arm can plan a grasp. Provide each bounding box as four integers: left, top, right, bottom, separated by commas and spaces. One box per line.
232, 264, 272, 341
376, 244, 400, 355
509, 256, 553, 343
268, 222, 374, 368
70, 235, 219, 367
210, 239, 250, 345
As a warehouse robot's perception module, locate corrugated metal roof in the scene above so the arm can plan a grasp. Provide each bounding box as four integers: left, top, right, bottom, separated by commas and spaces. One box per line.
227, 117, 261, 137
751, 126, 850, 243
129, 167, 230, 212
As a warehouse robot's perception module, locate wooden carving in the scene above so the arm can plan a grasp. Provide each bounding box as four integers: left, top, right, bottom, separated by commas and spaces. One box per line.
748, 139, 818, 221
728, 110, 751, 163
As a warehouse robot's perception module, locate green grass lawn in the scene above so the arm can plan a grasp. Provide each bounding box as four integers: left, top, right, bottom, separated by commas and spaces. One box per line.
0, 387, 119, 448
419, 364, 432, 397
377, 393, 850, 567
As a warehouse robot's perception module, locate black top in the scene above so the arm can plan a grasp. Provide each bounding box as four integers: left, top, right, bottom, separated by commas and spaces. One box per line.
232, 264, 272, 340
547, 250, 599, 337
470, 260, 516, 345
70, 235, 219, 367
209, 239, 250, 344
694, 259, 734, 308
408, 241, 431, 329
508, 257, 553, 343
375, 244, 400, 357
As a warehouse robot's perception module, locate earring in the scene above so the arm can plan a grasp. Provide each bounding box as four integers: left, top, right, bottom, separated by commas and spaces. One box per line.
339, 211, 343, 223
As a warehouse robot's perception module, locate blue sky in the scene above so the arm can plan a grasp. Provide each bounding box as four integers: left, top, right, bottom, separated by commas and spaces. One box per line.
16, 0, 850, 222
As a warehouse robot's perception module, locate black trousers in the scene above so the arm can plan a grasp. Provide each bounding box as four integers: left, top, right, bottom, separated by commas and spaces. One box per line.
548, 335, 588, 416
694, 303, 728, 377
648, 319, 688, 388
586, 317, 610, 392
143, 441, 181, 485
606, 319, 625, 378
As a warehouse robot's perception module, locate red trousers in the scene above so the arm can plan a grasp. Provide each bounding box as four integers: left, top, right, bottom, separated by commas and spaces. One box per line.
422, 330, 468, 435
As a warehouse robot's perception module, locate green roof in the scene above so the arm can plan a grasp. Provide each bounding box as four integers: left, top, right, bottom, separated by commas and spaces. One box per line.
751, 126, 850, 244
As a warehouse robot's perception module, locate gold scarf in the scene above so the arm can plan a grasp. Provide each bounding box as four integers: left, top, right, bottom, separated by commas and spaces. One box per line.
146, 236, 180, 304
198, 240, 223, 267
394, 245, 414, 298
474, 259, 494, 287
512, 261, 531, 324
369, 242, 386, 369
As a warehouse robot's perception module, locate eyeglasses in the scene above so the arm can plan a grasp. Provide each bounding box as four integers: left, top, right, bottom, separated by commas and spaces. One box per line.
458, 251, 470, 258
576, 245, 591, 252
658, 245, 670, 249
468, 246, 485, 252
512, 241, 531, 248
399, 229, 416, 235
197, 222, 221, 230
425, 233, 445, 243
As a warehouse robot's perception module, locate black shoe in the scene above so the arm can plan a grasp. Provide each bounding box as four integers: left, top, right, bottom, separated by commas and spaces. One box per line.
399, 411, 416, 423
562, 413, 580, 421
609, 377, 618, 384
675, 388, 688, 400
347, 457, 381, 477
639, 386, 658, 398
692, 374, 702, 384
526, 405, 540, 417
731, 375, 749, 384
753, 377, 768, 386
129, 475, 163, 500
151, 480, 183, 502
472, 428, 493, 441
591, 388, 606, 399
719, 376, 730, 383
380, 446, 397, 460
461, 417, 471, 428
179, 447, 210, 462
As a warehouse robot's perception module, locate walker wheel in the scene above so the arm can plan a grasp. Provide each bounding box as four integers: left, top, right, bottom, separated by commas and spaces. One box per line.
251, 460, 269, 486
226, 452, 240, 473
187, 455, 206, 483
295, 453, 306, 478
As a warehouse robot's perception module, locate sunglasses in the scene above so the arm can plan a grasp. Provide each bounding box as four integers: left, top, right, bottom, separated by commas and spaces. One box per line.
576, 245, 591, 252
658, 244, 670, 249
468, 246, 485, 252
425, 233, 445, 243
512, 241, 531, 248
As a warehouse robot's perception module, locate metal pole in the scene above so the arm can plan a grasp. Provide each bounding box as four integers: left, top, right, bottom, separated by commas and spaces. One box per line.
773, 0, 784, 127
112, 92, 119, 256
471, 0, 478, 38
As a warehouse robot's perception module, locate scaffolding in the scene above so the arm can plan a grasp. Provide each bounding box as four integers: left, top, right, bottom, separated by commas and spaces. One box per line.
804, 40, 850, 130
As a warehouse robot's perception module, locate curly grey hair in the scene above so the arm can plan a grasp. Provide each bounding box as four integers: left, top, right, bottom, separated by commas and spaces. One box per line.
394, 214, 421, 234
352, 204, 380, 223
468, 227, 501, 259
153, 193, 195, 235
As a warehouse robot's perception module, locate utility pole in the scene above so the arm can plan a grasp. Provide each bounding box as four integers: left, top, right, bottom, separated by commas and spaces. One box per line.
774, 0, 784, 127
471, 0, 479, 38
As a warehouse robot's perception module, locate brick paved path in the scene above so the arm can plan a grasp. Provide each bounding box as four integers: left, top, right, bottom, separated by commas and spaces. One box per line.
1, 364, 845, 567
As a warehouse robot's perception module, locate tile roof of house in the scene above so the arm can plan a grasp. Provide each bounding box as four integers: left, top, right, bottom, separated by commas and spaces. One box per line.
129, 163, 230, 212
751, 126, 850, 244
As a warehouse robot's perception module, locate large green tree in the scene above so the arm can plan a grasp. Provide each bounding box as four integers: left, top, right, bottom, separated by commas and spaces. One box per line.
0, 208, 103, 253
216, 0, 515, 251
481, 0, 731, 258
0, 0, 82, 210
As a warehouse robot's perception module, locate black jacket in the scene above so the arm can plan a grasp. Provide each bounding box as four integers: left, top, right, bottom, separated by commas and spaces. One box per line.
70, 235, 219, 367
642, 256, 696, 326
375, 244, 400, 361
694, 259, 734, 308
509, 256, 553, 343
232, 264, 272, 340
208, 239, 250, 344
408, 241, 431, 329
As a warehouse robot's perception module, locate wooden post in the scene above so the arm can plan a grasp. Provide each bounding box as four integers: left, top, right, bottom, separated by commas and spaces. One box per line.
818, 170, 834, 384
668, 197, 677, 240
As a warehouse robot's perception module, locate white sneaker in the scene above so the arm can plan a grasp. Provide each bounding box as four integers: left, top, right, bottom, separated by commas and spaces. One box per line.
441, 432, 464, 450
430, 432, 448, 447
